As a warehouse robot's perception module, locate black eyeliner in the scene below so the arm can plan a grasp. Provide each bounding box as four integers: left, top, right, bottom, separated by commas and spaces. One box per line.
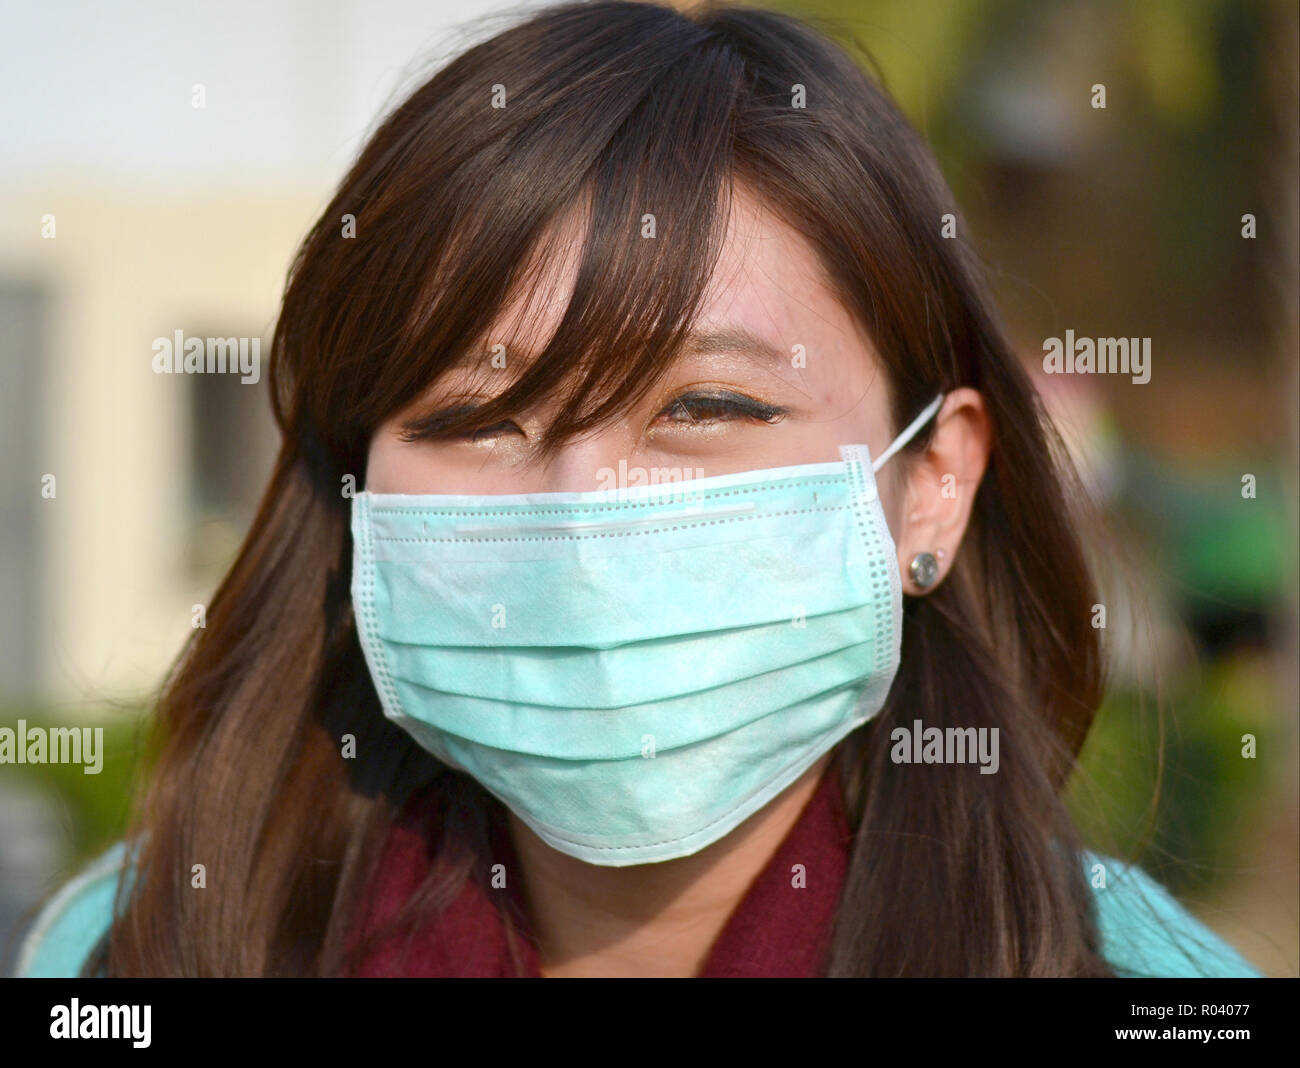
667, 390, 789, 423
399, 403, 482, 442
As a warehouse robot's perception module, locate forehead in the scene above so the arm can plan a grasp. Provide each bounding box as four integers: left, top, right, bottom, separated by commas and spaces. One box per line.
695, 185, 867, 367
466, 184, 879, 396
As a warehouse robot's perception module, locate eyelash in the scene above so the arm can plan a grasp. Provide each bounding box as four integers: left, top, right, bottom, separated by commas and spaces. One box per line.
403, 391, 787, 442
657, 390, 787, 427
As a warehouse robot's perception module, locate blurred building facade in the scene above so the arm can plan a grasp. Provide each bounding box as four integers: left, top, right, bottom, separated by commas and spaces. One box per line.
0, 188, 298, 706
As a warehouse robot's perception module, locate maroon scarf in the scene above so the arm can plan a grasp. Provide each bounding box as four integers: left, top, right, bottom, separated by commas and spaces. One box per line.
349, 764, 853, 977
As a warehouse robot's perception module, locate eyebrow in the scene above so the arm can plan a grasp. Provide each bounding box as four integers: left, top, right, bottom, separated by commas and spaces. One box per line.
434, 324, 791, 384
451, 325, 788, 367
678, 326, 787, 366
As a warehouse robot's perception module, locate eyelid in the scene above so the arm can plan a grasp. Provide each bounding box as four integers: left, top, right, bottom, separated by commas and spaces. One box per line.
656, 388, 787, 423
400, 398, 522, 442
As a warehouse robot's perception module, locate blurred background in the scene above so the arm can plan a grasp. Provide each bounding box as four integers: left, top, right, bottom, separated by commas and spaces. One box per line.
1, 0, 1296, 975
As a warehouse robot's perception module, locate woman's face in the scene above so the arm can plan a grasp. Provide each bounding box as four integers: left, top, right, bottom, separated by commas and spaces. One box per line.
365, 185, 982, 591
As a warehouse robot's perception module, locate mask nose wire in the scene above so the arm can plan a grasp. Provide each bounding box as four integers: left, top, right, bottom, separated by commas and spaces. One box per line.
870, 393, 946, 474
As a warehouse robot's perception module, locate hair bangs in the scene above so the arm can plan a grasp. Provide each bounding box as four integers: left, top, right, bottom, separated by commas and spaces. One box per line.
366, 31, 746, 463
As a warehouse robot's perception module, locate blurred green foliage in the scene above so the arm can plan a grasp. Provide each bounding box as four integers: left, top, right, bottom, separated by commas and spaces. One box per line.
1067, 652, 1278, 895
1122, 452, 1292, 603
778, 0, 1250, 137
6, 708, 147, 868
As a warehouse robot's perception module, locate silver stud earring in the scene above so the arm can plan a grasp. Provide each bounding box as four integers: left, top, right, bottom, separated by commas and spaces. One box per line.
909, 551, 940, 590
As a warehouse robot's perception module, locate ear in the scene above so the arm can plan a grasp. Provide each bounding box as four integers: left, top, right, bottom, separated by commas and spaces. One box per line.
891, 388, 991, 596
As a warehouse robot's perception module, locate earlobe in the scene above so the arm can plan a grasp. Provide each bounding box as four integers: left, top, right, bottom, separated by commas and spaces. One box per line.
908, 551, 941, 590
902, 546, 948, 596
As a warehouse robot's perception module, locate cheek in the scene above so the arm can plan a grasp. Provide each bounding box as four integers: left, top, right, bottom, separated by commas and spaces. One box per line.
874, 465, 908, 548
363, 430, 411, 493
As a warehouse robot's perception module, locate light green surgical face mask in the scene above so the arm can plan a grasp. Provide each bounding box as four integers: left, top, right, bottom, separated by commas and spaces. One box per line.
351, 394, 945, 866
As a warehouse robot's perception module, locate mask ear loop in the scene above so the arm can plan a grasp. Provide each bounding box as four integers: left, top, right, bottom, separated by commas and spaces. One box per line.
871, 393, 946, 474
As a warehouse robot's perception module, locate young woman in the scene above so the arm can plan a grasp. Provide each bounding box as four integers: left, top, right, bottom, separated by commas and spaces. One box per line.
18, 0, 1259, 978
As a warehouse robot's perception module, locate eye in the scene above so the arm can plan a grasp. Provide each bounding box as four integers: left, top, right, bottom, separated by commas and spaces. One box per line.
467, 422, 521, 442
654, 390, 788, 428
398, 403, 524, 443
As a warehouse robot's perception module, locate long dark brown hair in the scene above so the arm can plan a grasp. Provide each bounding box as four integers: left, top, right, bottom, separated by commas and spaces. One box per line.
97, 0, 1111, 976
